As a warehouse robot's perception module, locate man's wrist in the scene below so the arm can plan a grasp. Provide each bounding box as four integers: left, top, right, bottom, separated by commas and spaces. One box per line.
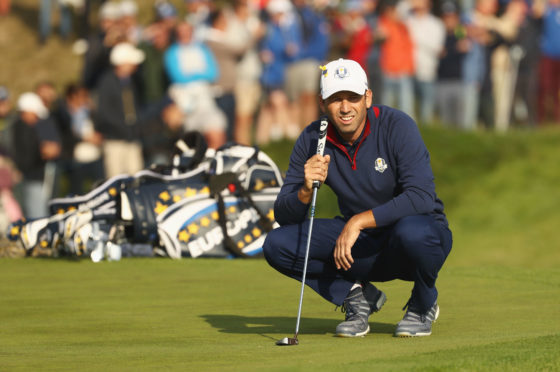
297, 186, 312, 204
350, 210, 377, 230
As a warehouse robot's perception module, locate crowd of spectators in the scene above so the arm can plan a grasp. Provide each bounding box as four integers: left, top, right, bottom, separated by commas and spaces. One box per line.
0, 0, 559, 222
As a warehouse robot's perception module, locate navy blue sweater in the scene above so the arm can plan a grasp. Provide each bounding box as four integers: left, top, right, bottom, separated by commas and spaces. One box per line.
274, 105, 448, 229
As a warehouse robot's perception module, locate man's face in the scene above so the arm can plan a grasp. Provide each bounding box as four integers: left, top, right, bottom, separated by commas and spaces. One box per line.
320, 89, 372, 143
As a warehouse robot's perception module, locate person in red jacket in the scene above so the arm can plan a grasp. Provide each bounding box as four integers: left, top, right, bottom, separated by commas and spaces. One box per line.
378, 0, 415, 117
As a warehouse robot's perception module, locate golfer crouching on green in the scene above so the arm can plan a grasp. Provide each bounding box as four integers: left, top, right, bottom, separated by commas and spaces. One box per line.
263, 58, 452, 338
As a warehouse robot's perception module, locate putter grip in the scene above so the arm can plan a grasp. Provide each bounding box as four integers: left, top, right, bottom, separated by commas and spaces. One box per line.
312, 118, 328, 188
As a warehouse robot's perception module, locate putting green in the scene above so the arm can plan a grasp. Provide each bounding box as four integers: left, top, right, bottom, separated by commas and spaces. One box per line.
0, 259, 558, 371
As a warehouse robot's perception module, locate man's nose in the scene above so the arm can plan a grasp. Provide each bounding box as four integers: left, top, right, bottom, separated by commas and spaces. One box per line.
340, 99, 350, 112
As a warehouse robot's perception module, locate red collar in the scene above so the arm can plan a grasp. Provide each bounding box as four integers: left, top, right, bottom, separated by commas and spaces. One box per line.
326, 118, 371, 170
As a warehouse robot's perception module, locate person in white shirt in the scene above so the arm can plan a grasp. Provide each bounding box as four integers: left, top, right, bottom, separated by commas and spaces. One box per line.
405, 0, 445, 124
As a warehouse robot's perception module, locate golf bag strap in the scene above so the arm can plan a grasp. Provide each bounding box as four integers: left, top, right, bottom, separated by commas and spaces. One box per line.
234, 181, 274, 232
209, 172, 274, 232
214, 193, 251, 258
209, 172, 273, 258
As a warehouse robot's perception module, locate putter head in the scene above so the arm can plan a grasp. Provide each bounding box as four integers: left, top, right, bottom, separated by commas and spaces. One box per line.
275, 337, 299, 346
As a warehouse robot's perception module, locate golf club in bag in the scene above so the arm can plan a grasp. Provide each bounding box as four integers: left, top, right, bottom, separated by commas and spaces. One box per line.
276, 117, 328, 346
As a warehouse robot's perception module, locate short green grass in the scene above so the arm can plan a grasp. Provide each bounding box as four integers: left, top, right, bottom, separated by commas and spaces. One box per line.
0, 259, 558, 371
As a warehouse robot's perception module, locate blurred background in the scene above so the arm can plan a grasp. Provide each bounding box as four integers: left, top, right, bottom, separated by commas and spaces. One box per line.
0, 0, 559, 267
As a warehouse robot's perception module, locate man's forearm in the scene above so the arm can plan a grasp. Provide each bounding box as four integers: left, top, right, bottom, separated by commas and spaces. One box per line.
297, 185, 312, 205
348, 209, 377, 230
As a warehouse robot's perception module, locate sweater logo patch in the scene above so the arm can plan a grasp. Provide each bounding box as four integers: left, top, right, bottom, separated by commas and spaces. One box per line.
374, 158, 387, 173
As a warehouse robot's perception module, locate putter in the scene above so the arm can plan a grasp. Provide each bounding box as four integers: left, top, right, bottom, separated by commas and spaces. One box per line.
276, 118, 329, 346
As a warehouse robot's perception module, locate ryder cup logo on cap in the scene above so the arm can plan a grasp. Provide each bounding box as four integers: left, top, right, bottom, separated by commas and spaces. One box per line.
320, 58, 368, 99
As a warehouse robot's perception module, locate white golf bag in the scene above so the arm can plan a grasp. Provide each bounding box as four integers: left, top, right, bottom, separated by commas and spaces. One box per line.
8, 133, 283, 260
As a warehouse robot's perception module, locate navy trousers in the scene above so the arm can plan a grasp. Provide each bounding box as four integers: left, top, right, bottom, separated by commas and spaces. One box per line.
263, 215, 452, 312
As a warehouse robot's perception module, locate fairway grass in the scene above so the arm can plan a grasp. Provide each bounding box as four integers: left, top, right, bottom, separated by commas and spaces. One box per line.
1, 259, 558, 371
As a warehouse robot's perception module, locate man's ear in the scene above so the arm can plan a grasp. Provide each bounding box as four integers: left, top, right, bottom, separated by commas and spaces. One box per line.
318, 94, 326, 113
365, 89, 373, 108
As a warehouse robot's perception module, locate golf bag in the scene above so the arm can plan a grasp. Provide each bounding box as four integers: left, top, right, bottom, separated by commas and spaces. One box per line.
8, 133, 283, 260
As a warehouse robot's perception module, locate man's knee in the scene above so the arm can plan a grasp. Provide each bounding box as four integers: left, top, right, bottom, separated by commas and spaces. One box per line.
392, 215, 443, 260
263, 228, 286, 270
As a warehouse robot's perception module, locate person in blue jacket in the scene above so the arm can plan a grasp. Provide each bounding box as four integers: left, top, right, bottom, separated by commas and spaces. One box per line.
263, 58, 452, 338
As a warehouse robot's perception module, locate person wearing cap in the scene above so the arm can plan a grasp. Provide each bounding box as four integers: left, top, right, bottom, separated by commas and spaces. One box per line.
82, 1, 126, 90
119, 0, 142, 45
94, 42, 146, 178
11, 92, 61, 219
263, 58, 452, 338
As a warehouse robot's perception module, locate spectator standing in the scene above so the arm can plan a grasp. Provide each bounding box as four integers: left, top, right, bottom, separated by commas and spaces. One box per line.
11, 93, 61, 219
119, 0, 142, 45
94, 42, 146, 178
152, 0, 179, 32
364, 0, 384, 103
139, 5, 184, 166
47, 82, 78, 197
164, 21, 226, 149
139, 22, 172, 105
378, 0, 415, 117
62, 84, 104, 194
340, 0, 373, 71
285, 0, 330, 130
228, 0, 264, 145
406, 0, 445, 124
35, 81, 68, 198
436, 1, 470, 127
39, 0, 74, 44
508, 0, 545, 127
206, 7, 247, 142
82, 1, 125, 90
488, 0, 526, 131
461, 0, 498, 129
184, 0, 212, 41
537, 0, 560, 123
256, 0, 298, 144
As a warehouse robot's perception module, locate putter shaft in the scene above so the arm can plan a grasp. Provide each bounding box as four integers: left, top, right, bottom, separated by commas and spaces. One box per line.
294, 184, 319, 338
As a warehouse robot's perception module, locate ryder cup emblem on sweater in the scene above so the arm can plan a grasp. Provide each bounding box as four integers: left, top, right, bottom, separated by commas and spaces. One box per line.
335, 66, 348, 79
374, 157, 387, 173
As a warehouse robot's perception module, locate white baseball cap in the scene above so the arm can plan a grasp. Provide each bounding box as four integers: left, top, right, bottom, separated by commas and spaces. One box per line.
99, 2, 122, 20
120, 0, 138, 17
320, 58, 368, 99
266, 0, 292, 14
17, 92, 48, 119
110, 42, 145, 66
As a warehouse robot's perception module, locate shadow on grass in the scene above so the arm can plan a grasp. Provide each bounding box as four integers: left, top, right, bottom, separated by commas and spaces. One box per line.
201, 314, 395, 337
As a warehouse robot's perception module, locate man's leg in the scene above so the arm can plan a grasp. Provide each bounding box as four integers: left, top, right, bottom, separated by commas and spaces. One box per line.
370, 215, 452, 336
263, 218, 353, 305
263, 218, 387, 337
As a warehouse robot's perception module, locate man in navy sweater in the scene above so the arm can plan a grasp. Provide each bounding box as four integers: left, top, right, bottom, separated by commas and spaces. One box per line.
263, 58, 452, 338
